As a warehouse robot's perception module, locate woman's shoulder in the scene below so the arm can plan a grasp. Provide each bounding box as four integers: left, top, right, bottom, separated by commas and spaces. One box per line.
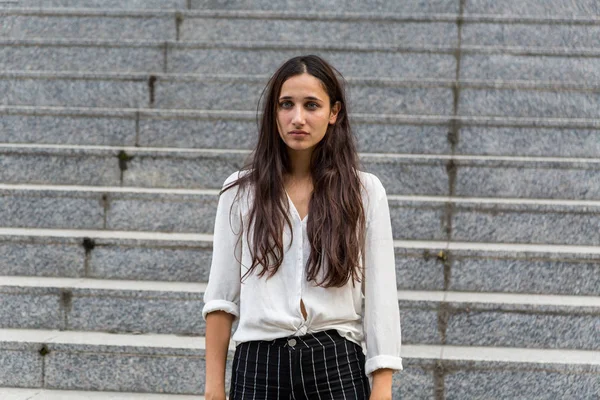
222, 169, 251, 187
357, 170, 386, 196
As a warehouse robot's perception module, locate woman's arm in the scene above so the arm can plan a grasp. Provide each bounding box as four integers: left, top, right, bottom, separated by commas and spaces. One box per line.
371, 368, 394, 399
205, 311, 234, 399
202, 172, 243, 399
362, 175, 403, 387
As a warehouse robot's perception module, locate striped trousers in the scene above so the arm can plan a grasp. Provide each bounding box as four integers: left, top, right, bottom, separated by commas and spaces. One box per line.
229, 329, 371, 399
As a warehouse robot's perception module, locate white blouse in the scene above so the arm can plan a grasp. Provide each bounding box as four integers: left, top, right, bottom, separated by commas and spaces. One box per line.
202, 170, 403, 377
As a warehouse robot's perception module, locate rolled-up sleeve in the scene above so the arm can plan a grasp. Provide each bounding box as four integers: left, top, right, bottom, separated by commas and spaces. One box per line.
363, 177, 403, 376
202, 172, 243, 321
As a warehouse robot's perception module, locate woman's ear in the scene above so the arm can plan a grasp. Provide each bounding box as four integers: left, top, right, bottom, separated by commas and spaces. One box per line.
329, 101, 341, 125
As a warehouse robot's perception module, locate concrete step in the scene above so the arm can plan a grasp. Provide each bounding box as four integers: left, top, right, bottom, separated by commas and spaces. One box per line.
2, 145, 600, 199
3, 181, 600, 246
1, 9, 177, 41
2, 276, 599, 350
463, 0, 600, 17
2, 230, 599, 296
0, 71, 454, 115
192, 0, 459, 14
2, 106, 600, 157
5, 39, 600, 86
1, 328, 599, 398
7, 1, 599, 17
0, 39, 458, 79
176, 15, 457, 46
461, 20, 600, 49
3, 8, 599, 50
1, 0, 187, 9
0, 388, 203, 399
0, 277, 206, 336
2, 71, 600, 119
3, 183, 600, 245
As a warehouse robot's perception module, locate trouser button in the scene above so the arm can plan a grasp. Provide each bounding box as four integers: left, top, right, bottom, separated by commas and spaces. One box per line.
288, 338, 297, 347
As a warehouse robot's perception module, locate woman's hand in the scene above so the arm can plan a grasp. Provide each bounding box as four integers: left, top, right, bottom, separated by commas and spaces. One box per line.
205, 387, 227, 400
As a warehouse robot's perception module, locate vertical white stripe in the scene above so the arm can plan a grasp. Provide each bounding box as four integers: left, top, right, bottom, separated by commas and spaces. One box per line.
253, 342, 260, 400
289, 349, 297, 400
265, 345, 270, 400
343, 340, 359, 399
277, 346, 281, 400
353, 345, 367, 398
323, 332, 347, 400
242, 342, 252, 399
299, 349, 310, 399
312, 335, 333, 399
233, 346, 242, 399
311, 345, 323, 400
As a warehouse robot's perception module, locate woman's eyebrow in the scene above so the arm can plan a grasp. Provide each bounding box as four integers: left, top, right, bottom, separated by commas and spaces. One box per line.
279, 95, 323, 102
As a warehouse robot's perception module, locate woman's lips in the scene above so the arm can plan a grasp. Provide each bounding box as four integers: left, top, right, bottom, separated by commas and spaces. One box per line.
289, 130, 309, 135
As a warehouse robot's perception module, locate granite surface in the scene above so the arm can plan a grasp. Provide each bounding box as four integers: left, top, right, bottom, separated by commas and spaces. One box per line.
464, 0, 600, 17
448, 250, 600, 296
153, 77, 265, 111
392, 362, 436, 400
356, 123, 451, 154
388, 199, 448, 241
67, 289, 205, 335
45, 351, 212, 394
0, 193, 104, 229
0, 113, 136, 146
90, 242, 212, 282
122, 151, 247, 189
0, 238, 84, 277
395, 248, 446, 291
0, 346, 42, 387
0, 44, 164, 73
457, 126, 600, 158
461, 54, 600, 83
445, 308, 600, 350
9, 15, 175, 41
0, 152, 121, 186
138, 116, 258, 149
169, 46, 457, 79
139, 115, 452, 155
398, 302, 441, 345
192, 0, 459, 13
0, 286, 63, 330
42, 343, 234, 394
0, 75, 148, 108
462, 23, 600, 48
180, 19, 457, 47
15, 0, 187, 8
362, 157, 450, 196
454, 161, 600, 199
452, 203, 600, 246
106, 194, 217, 233
155, 77, 454, 115
444, 367, 600, 399
459, 88, 600, 119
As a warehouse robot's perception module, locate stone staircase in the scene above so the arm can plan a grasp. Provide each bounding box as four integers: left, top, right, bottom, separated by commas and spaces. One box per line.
1, 0, 599, 399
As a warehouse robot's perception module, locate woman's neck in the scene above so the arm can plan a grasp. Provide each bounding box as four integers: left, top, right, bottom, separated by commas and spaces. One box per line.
287, 149, 312, 181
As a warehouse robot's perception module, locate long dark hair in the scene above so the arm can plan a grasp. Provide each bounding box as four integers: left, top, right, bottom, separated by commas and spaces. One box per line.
223, 55, 366, 288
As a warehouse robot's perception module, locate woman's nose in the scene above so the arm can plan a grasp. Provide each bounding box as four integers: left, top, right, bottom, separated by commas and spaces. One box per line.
291, 106, 305, 125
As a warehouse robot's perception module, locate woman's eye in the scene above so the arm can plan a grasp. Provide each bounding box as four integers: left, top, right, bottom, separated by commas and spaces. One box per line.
306, 102, 319, 109
279, 101, 292, 109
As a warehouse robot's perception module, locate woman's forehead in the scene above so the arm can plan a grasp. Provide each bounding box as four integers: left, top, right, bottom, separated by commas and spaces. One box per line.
279, 73, 328, 100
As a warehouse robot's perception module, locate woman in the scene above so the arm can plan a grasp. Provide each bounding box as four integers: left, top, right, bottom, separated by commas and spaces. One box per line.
203, 55, 402, 400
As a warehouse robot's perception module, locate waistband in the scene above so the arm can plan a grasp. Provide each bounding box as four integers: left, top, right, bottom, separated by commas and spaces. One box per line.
265, 329, 348, 349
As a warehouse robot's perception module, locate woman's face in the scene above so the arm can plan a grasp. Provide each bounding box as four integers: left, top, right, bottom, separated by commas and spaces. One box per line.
276, 73, 340, 154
